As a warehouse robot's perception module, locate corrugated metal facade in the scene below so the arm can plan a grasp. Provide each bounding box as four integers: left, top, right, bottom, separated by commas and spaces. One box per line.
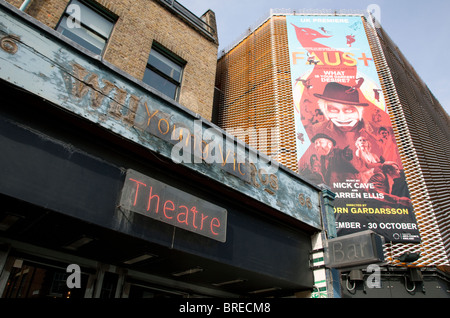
215, 13, 450, 267
216, 16, 297, 171
365, 20, 450, 266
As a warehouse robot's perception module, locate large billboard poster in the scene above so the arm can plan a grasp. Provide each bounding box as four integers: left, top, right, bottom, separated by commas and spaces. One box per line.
286, 15, 420, 243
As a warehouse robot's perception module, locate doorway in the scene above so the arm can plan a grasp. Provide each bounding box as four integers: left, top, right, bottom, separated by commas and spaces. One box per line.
2, 259, 88, 299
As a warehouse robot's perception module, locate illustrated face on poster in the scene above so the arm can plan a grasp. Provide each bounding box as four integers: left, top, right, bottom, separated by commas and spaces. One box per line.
286, 16, 420, 243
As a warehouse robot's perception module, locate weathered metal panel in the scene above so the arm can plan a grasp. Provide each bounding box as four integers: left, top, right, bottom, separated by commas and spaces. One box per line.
325, 230, 385, 269
0, 115, 124, 228
0, 3, 322, 230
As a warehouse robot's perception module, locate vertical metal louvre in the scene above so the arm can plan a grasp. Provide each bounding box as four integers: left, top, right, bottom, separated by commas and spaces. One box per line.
215, 15, 297, 172
363, 18, 450, 267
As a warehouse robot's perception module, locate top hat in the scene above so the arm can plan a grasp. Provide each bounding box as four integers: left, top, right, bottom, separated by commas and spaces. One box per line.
311, 133, 336, 146
314, 82, 369, 106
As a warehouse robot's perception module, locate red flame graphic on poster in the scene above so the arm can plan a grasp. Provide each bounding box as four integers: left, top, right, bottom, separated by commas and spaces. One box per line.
286, 16, 420, 243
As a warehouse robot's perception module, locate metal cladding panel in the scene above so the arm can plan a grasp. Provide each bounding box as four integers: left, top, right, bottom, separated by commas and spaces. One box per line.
0, 115, 124, 229
216, 11, 449, 266
172, 197, 314, 285
364, 20, 450, 266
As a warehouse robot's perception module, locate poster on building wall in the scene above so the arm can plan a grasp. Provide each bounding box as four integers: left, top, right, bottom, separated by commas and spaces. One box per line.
286, 15, 420, 243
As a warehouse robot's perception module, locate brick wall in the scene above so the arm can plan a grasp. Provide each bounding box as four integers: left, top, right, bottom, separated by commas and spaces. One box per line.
7, 0, 218, 120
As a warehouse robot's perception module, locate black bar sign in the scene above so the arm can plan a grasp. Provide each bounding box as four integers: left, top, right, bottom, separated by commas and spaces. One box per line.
119, 169, 227, 242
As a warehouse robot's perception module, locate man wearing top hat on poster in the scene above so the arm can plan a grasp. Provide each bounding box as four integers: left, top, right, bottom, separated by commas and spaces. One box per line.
298, 81, 385, 187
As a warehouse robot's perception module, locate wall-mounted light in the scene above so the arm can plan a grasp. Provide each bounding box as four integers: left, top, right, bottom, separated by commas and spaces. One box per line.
0, 214, 21, 231
63, 236, 95, 251
397, 252, 421, 263
396, 252, 423, 293
212, 279, 246, 287
172, 267, 203, 277
346, 269, 365, 293
405, 267, 424, 294
248, 287, 280, 294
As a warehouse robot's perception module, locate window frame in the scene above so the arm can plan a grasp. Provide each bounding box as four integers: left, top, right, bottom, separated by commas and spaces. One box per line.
56, 0, 116, 56
143, 43, 186, 101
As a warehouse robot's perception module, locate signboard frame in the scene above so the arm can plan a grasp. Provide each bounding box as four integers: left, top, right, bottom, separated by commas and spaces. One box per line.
119, 169, 228, 242
325, 230, 385, 269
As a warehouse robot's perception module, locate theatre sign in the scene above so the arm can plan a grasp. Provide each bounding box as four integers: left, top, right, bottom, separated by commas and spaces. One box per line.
0, 5, 322, 234
120, 170, 228, 242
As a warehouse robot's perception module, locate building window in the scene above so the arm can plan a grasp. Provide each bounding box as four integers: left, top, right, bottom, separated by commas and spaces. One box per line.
56, 0, 115, 55
143, 44, 185, 100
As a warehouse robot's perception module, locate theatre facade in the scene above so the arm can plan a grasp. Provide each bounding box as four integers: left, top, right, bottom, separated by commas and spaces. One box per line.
0, 1, 335, 298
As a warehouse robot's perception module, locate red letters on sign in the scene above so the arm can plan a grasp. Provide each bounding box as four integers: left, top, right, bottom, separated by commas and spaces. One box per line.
163, 200, 175, 219
127, 177, 223, 238
147, 186, 160, 213
129, 178, 146, 206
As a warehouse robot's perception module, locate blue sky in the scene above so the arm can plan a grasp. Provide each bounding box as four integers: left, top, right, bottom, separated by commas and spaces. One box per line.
178, 0, 450, 115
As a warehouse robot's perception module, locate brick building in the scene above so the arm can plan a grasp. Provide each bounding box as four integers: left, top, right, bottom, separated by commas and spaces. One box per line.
7, 0, 219, 120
